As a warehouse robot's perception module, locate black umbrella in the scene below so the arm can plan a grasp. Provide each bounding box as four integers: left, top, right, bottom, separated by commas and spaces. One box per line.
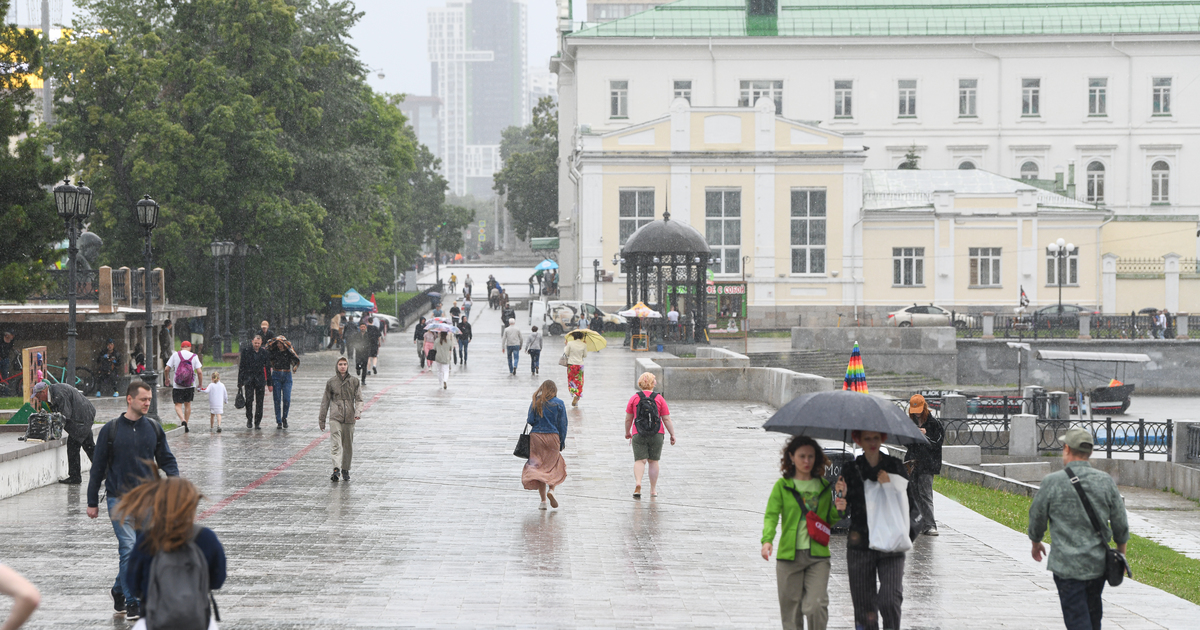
763, 390, 929, 445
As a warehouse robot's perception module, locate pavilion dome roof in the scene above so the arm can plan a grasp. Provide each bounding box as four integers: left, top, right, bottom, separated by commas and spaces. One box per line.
621, 213, 711, 255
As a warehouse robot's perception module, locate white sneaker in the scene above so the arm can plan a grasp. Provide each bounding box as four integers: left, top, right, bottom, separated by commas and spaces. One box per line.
539, 501, 548, 510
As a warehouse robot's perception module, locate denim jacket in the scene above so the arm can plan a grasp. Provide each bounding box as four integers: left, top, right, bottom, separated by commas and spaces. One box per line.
526, 398, 568, 447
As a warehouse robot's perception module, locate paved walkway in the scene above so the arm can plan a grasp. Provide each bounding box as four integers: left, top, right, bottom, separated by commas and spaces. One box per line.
1, 301, 1196, 628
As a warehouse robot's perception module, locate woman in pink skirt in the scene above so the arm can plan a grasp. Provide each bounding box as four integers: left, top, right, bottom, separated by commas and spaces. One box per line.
522, 380, 568, 509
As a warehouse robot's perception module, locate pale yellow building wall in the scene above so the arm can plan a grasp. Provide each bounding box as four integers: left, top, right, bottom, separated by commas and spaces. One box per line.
954, 197, 1018, 209
1115, 279, 1164, 313
598, 169, 671, 270
773, 123, 845, 151
861, 224, 936, 304
689, 112, 755, 151
1179, 278, 1200, 313
771, 171, 845, 305
600, 121, 671, 151
1100, 220, 1197, 259
1033, 221, 1100, 307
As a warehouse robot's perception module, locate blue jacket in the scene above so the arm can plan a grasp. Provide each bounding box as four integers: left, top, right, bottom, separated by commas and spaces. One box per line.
526, 398, 568, 447
87, 413, 180, 508
126, 527, 227, 601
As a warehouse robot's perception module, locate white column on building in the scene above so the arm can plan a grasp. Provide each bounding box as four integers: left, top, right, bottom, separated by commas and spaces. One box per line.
1163, 252, 1181, 311
1101, 252, 1118, 313
669, 98, 692, 226
933, 218, 954, 305
754, 163, 776, 307
843, 166, 864, 309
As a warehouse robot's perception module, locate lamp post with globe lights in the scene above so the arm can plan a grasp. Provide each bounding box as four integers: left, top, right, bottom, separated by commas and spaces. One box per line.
1046, 237, 1076, 315
53, 179, 94, 392
135, 195, 162, 419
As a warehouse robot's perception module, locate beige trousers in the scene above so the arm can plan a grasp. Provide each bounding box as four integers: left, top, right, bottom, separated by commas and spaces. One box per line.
776, 549, 831, 630
330, 420, 355, 471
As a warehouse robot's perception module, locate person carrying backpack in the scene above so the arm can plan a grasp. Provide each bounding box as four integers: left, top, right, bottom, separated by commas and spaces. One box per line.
118, 464, 225, 630
165, 341, 203, 433
623, 372, 677, 499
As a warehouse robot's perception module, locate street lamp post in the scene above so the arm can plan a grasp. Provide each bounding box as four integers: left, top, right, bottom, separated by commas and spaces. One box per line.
592, 259, 601, 307
220, 242, 234, 355
236, 242, 249, 345
210, 241, 224, 363
1046, 237, 1076, 313
53, 179, 93, 393
135, 195, 161, 419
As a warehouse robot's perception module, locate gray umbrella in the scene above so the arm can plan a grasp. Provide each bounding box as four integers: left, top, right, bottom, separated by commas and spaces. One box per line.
763, 390, 929, 445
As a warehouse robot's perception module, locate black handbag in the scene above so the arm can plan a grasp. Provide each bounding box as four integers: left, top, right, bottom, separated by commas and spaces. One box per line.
427, 349, 437, 362
234, 386, 246, 410
513, 424, 531, 459
1067, 468, 1132, 586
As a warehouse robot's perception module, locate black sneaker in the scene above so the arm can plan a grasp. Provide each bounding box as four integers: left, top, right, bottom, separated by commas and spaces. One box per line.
342, 470, 350, 481
216, 426, 222, 433
246, 419, 253, 428
58, 477, 82, 485
254, 423, 262, 430
110, 587, 125, 613
125, 602, 142, 621
183, 421, 189, 433
276, 423, 283, 430
331, 468, 340, 482
282, 418, 288, 429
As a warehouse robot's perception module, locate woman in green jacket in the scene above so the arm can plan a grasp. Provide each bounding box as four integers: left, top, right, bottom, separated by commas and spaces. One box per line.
761, 435, 846, 630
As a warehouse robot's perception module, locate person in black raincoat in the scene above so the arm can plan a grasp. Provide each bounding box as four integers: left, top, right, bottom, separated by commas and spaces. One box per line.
32, 381, 96, 484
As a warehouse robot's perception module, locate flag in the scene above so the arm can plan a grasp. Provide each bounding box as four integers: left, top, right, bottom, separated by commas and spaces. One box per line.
369, 292, 379, 313
843, 341, 869, 393
1108, 378, 1123, 387
1019, 285, 1029, 308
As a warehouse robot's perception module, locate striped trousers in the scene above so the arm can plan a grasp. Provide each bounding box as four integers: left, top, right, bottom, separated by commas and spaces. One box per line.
846, 548, 905, 630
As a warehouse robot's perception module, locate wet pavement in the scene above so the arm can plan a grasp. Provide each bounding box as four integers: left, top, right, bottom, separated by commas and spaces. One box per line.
1, 296, 1197, 629
1120, 485, 1200, 561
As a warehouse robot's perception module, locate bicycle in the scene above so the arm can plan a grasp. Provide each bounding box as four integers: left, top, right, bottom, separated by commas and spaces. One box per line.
42, 358, 93, 394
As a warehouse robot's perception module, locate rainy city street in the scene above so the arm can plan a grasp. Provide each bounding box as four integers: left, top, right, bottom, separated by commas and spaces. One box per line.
2, 266, 1197, 628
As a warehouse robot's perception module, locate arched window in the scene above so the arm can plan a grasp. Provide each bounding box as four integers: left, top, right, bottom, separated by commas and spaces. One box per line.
1151, 161, 1170, 203
1086, 161, 1106, 203
958, 161, 977, 170
1020, 161, 1039, 180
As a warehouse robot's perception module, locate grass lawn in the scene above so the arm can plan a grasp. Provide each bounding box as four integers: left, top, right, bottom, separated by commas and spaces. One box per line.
934, 476, 1200, 605
749, 330, 791, 338
0, 397, 24, 409
374, 292, 420, 318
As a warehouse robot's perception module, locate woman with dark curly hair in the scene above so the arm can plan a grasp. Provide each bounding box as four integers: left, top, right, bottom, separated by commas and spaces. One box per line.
761, 436, 845, 630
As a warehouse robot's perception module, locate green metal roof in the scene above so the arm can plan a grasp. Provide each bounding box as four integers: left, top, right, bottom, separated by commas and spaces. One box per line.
570, 0, 1200, 38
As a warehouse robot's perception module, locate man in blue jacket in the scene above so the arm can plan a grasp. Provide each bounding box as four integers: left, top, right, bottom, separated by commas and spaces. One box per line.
86, 380, 179, 622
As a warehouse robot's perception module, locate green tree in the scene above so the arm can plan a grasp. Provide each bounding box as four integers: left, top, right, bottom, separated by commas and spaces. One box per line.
493, 97, 558, 241
0, 13, 68, 301
898, 144, 921, 170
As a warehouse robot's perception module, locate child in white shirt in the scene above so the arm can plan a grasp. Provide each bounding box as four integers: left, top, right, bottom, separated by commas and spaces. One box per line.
200, 371, 229, 433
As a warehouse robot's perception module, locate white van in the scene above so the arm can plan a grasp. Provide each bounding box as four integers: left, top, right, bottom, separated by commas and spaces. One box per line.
533, 300, 623, 335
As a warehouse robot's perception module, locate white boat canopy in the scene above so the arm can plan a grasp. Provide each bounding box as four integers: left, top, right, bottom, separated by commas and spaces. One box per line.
1035, 350, 1151, 363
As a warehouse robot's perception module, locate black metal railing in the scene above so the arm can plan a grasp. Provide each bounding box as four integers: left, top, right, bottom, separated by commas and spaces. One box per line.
396, 282, 444, 328
1039, 418, 1173, 459
943, 418, 1011, 451
955, 313, 1082, 340
130, 269, 163, 305
110, 268, 129, 305
28, 269, 100, 301
1188, 424, 1200, 462
1090, 315, 1155, 340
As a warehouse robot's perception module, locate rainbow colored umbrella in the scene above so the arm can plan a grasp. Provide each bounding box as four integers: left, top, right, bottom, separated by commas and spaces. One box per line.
843, 341, 868, 393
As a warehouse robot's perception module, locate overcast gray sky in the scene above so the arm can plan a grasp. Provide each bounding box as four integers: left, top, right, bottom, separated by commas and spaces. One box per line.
26, 0, 561, 98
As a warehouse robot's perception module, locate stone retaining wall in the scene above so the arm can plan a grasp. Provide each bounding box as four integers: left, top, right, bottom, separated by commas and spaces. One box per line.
634, 348, 833, 407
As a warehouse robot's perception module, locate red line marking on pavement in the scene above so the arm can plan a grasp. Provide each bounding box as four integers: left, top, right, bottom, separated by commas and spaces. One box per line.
198, 378, 409, 521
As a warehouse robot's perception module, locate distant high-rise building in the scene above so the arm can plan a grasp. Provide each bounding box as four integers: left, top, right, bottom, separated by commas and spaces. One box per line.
586, 0, 670, 23
528, 68, 558, 108
428, 0, 528, 197
398, 96, 443, 158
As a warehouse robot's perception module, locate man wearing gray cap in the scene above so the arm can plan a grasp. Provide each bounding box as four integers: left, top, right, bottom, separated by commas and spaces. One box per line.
31, 381, 97, 484
1028, 427, 1129, 630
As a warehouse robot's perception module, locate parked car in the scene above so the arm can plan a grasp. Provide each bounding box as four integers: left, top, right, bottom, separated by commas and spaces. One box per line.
1018, 304, 1097, 328
887, 304, 975, 328
534, 300, 623, 335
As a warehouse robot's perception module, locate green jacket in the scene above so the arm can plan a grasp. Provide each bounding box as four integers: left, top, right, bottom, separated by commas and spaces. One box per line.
762, 477, 844, 560
1028, 461, 1129, 581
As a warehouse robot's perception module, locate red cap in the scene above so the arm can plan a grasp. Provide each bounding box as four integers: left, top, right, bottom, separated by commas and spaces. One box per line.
181, 341, 192, 348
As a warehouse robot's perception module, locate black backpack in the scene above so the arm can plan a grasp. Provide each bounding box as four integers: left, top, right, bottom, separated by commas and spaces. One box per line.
635, 391, 662, 435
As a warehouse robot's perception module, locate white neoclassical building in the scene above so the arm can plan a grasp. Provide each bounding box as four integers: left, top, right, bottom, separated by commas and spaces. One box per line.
550, 0, 1200, 315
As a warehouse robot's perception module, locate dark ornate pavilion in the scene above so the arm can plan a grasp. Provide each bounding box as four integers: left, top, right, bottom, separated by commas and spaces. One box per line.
618, 212, 711, 344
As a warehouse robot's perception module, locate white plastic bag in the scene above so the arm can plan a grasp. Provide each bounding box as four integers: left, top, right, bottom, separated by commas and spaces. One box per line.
864, 476, 913, 554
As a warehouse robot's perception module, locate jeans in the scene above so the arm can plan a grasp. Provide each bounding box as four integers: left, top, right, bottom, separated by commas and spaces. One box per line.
458, 340, 470, 364
107, 496, 138, 605
67, 432, 95, 481
909, 473, 936, 533
271, 370, 293, 425
529, 349, 541, 373
243, 382, 266, 425
506, 345, 521, 373
1054, 574, 1106, 630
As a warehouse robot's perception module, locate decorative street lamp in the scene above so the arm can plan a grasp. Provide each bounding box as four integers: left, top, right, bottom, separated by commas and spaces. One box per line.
1046, 237, 1076, 313
209, 241, 236, 362
135, 195, 162, 419
592, 259, 601, 307
53, 178, 93, 393
236, 242, 249, 346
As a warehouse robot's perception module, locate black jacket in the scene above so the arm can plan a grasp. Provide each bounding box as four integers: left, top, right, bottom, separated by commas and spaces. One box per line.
46, 382, 96, 441
87, 413, 179, 507
904, 414, 944, 476
457, 320, 473, 343
346, 328, 369, 362
266, 338, 300, 371
238, 346, 271, 387
413, 322, 426, 342
159, 327, 173, 358
841, 453, 909, 550
0, 337, 13, 361
94, 347, 122, 376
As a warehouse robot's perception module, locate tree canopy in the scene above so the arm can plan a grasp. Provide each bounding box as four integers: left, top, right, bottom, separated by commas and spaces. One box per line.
493, 97, 558, 241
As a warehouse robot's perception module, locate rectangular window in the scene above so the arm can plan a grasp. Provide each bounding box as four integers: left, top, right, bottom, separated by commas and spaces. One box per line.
969, 247, 1002, 286
618, 189, 654, 245
705, 190, 741, 274
898, 80, 917, 117
1046, 251, 1079, 286
673, 80, 692, 104
790, 189, 827, 275
834, 80, 853, 118
958, 79, 977, 117
1153, 77, 1172, 115
892, 247, 925, 286
610, 80, 628, 118
1088, 78, 1107, 116
739, 80, 783, 114
1022, 78, 1040, 116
